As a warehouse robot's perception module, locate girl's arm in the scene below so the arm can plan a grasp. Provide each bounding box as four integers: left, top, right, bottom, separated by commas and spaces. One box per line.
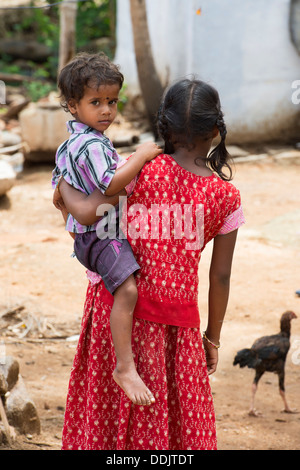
105, 142, 161, 196
204, 229, 238, 375
58, 179, 125, 226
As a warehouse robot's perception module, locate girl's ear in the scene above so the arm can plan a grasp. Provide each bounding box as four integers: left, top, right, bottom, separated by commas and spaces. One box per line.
67, 99, 77, 115
212, 126, 219, 139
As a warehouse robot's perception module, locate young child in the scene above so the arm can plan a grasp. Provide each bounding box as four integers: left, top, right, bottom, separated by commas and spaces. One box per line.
52, 52, 161, 406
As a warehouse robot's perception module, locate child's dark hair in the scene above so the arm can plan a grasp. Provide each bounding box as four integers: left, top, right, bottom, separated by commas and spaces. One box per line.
58, 52, 124, 112
157, 78, 233, 181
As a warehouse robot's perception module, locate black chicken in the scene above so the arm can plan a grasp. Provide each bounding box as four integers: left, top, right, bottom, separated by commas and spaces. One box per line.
233, 311, 297, 416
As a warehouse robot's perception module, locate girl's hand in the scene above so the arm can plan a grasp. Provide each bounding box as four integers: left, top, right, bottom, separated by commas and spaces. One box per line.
135, 142, 162, 162
203, 341, 219, 375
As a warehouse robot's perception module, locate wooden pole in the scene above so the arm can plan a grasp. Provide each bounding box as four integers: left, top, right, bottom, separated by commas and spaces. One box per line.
58, 1, 78, 73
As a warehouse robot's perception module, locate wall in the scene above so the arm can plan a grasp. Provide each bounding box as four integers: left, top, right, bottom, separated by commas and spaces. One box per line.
115, 0, 300, 143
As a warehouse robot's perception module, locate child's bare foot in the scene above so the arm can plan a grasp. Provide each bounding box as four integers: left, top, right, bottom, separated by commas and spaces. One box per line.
113, 365, 155, 406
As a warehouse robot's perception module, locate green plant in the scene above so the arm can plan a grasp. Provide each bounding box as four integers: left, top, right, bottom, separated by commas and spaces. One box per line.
23, 81, 56, 102
76, 0, 116, 50
0, 60, 22, 75
0, 0, 117, 84
12, 0, 59, 47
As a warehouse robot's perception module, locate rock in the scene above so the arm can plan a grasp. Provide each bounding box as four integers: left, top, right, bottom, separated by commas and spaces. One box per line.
272, 150, 300, 165
2, 97, 30, 120
233, 153, 269, 164
0, 152, 24, 173
104, 113, 140, 147
0, 373, 7, 396
0, 160, 16, 196
0, 422, 12, 446
0, 423, 6, 445
0, 356, 20, 392
0, 131, 22, 147
6, 375, 40, 435
226, 145, 250, 158
263, 145, 293, 156
0, 357, 40, 437
109, 132, 140, 148
0, 39, 51, 62
19, 102, 70, 163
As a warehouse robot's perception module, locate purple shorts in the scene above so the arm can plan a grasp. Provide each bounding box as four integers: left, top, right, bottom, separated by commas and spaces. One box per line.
74, 231, 140, 295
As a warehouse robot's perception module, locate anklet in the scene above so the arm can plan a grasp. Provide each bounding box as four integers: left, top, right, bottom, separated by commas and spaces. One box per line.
202, 331, 220, 349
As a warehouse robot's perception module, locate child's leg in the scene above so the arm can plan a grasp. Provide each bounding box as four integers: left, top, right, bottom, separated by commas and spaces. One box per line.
110, 274, 155, 406
73, 234, 152, 404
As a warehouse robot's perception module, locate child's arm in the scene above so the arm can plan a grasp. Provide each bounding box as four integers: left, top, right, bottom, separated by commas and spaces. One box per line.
105, 141, 162, 196
58, 178, 125, 226
204, 230, 238, 375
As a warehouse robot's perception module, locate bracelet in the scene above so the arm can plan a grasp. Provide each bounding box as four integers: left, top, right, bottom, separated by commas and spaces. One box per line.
202, 331, 220, 349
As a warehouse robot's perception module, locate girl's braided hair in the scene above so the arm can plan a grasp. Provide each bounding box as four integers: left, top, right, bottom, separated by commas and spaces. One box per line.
157, 78, 233, 181
58, 52, 124, 112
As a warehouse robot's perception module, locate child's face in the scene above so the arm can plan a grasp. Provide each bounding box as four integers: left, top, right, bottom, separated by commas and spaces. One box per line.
68, 83, 120, 133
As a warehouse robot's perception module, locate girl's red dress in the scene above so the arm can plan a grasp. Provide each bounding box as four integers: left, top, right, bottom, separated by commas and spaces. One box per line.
61, 154, 244, 450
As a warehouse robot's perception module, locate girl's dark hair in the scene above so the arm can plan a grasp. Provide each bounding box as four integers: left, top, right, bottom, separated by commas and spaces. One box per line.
157, 78, 233, 181
58, 52, 124, 112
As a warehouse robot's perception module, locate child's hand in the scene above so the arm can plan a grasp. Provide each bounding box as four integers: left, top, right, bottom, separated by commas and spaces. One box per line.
135, 142, 162, 162
53, 187, 66, 211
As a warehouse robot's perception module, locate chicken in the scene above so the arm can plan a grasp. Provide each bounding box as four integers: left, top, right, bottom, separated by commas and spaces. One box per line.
233, 311, 297, 416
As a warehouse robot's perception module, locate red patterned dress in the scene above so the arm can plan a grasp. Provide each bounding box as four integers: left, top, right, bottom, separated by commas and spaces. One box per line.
61, 154, 245, 450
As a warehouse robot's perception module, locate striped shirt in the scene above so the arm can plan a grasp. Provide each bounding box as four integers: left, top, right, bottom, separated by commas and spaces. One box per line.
52, 120, 123, 234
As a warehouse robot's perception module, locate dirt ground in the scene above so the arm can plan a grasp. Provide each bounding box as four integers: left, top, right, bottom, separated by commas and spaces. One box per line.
0, 153, 299, 451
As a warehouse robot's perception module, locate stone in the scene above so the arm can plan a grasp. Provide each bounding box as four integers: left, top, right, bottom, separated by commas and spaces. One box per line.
0, 423, 5, 445
273, 150, 300, 165
0, 160, 16, 196
3, 96, 30, 120
5, 375, 40, 435
0, 356, 20, 392
19, 100, 70, 163
0, 152, 24, 173
0, 422, 10, 446
0, 39, 51, 62
0, 131, 21, 148
0, 373, 7, 396
226, 145, 250, 158
233, 154, 269, 164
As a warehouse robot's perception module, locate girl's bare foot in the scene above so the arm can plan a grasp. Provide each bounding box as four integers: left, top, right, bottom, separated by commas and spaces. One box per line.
113, 365, 155, 406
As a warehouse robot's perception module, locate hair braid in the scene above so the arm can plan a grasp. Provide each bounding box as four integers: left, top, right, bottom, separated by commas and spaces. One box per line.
207, 111, 232, 180
157, 103, 174, 154
216, 112, 227, 141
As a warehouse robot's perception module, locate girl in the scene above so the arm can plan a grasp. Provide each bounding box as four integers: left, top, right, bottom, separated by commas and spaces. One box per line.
52, 52, 161, 407
57, 78, 245, 450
